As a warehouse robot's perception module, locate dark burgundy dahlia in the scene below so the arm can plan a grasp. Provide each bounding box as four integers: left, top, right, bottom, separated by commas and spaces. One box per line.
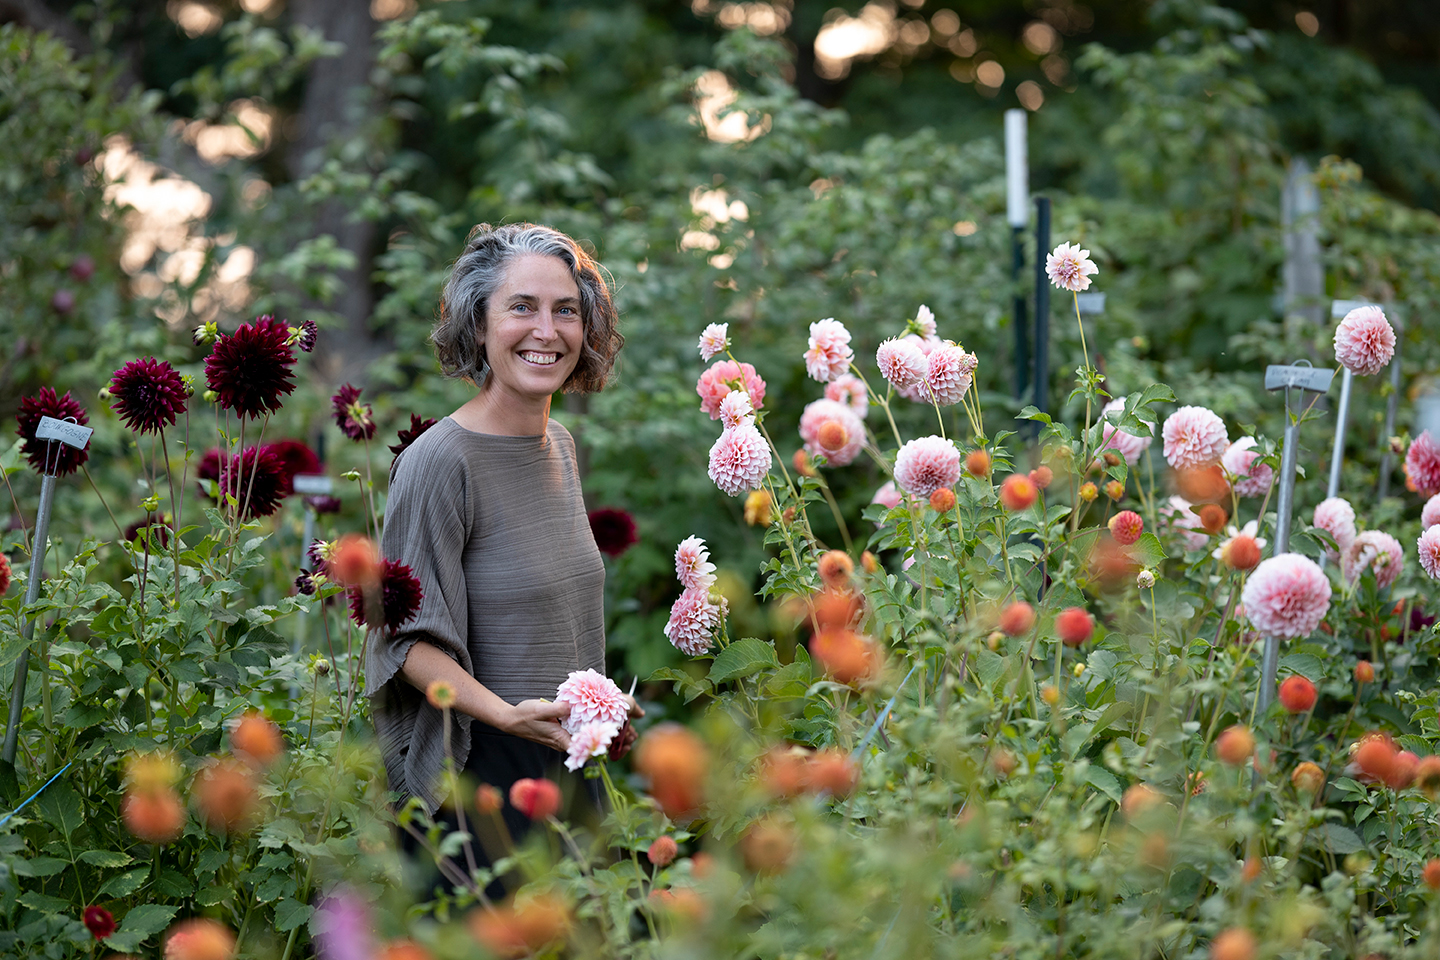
332, 384, 375, 441
263, 439, 322, 496
347, 558, 423, 632
109, 357, 188, 435
204, 315, 297, 419
588, 508, 638, 557
83, 905, 115, 940
389, 414, 437, 463
16, 387, 90, 476
219, 445, 288, 520
304, 494, 342, 515
294, 319, 317, 353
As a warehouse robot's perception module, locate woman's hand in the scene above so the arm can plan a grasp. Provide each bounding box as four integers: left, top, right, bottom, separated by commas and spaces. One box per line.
607, 694, 645, 761
504, 699, 572, 752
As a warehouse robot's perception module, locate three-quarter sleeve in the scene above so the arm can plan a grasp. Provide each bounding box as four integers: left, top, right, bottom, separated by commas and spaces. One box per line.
365, 430, 474, 811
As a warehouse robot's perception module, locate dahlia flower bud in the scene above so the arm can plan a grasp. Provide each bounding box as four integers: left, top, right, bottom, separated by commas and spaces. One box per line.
1136, 569, 1156, 589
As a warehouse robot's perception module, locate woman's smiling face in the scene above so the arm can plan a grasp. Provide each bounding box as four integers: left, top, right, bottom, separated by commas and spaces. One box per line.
480, 253, 584, 404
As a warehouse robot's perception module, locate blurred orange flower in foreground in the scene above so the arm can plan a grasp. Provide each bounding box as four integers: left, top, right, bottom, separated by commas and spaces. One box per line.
164, 918, 236, 960
634, 723, 707, 819
468, 893, 571, 959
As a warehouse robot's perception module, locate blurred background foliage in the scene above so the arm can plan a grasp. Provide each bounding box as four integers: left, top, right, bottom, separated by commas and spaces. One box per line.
3, 0, 1439, 680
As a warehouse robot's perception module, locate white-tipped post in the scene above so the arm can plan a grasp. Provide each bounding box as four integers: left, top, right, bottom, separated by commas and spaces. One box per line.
1005, 109, 1028, 228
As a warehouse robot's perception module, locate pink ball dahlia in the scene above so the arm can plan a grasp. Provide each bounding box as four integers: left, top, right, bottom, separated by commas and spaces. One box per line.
799, 399, 865, 467
1240, 553, 1332, 639
1333, 305, 1395, 377
1096, 397, 1153, 466
1159, 495, 1209, 551
876, 337, 926, 390
697, 359, 767, 420
719, 390, 754, 430
697, 322, 729, 361
664, 586, 721, 656
1045, 241, 1098, 293
871, 481, 903, 511
923, 343, 978, 406
893, 435, 961, 498
1406, 431, 1440, 498
708, 423, 771, 496
674, 535, 716, 591
1162, 406, 1229, 470
1312, 497, 1357, 559
913, 304, 937, 338
824, 374, 869, 418
565, 719, 622, 771
804, 318, 854, 383
109, 357, 188, 435
1221, 437, 1274, 498
1418, 525, 1440, 580
1342, 530, 1404, 589
1422, 494, 1440, 531
555, 668, 629, 734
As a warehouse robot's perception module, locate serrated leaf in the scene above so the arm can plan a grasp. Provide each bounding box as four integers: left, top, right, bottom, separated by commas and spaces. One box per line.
1129, 533, 1166, 569
1320, 823, 1366, 854
99, 868, 148, 898
117, 904, 178, 938
1084, 766, 1124, 804
1279, 653, 1323, 682
78, 850, 133, 868
707, 638, 777, 684
17, 890, 72, 914
275, 897, 314, 932
14, 856, 69, 877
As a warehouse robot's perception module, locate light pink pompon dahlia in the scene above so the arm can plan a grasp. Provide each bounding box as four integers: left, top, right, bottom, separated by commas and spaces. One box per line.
1222, 437, 1275, 498
804, 318, 854, 383
1418, 525, 1440, 580
1045, 241, 1098, 293
554, 668, 629, 735
1407, 431, 1440, 498
1160, 495, 1209, 552
893, 435, 961, 498
876, 337, 926, 390
708, 422, 771, 496
697, 359, 766, 420
923, 343, 978, 406
1097, 397, 1153, 466
824, 374, 869, 418
1312, 497, 1357, 559
565, 720, 621, 771
1423, 494, 1440, 531
871, 481, 903, 512
913, 304, 937, 338
698, 323, 729, 362
674, 535, 716, 591
799, 398, 865, 467
718, 390, 754, 430
664, 586, 722, 656
1342, 530, 1405, 589
1240, 553, 1332, 639
1333, 305, 1395, 377
1161, 406, 1229, 471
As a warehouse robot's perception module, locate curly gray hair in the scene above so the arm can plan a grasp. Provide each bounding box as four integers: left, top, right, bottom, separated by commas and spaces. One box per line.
432, 223, 622, 393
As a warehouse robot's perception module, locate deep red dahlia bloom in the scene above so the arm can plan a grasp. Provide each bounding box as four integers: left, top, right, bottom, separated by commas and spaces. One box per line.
0, 553, 11, 597
389, 414, 437, 462
347, 558, 423, 632
263, 439, 322, 496
83, 905, 115, 940
588, 508, 638, 557
295, 319, 317, 353
205, 316, 297, 419
332, 383, 375, 441
304, 494, 342, 515
109, 357, 187, 435
219, 446, 287, 520
16, 387, 89, 476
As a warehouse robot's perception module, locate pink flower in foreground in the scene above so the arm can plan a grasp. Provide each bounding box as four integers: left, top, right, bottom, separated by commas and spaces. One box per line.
1096, 397, 1153, 466
718, 391, 754, 430
1222, 437, 1274, 498
1241, 553, 1332, 639
1333, 305, 1395, 376
1159, 495, 1209, 551
893, 435, 961, 498
708, 423, 771, 496
1423, 494, 1440, 531
1161, 406, 1228, 471
1407, 431, 1440, 498
871, 481, 903, 512
675, 536, 715, 592
799, 398, 864, 467
923, 343, 978, 406
1312, 497, 1357, 559
913, 304, 937, 338
1418, 525, 1440, 580
555, 668, 629, 735
697, 360, 766, 420
1342, 531, 1404, 589
876, 337, 926, 390
804, 318, 854, 383
1045, 241, 1098, 293
665, 587, 721, 656
565, 720, 622, 771
698, 323, 729, 361
825, 374, 869, 418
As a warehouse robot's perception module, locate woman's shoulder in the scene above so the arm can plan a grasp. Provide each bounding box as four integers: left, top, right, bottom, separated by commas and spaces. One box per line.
390, 417, 468, 483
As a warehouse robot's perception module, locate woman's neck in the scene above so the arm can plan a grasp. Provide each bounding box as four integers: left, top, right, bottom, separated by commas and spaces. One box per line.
452, 384, 551, 436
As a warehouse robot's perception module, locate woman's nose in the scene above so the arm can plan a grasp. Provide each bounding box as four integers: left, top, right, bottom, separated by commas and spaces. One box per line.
532, 308, 559, 339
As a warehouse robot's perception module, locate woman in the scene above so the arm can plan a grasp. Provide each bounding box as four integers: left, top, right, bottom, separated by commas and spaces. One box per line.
365, 222, 635, 866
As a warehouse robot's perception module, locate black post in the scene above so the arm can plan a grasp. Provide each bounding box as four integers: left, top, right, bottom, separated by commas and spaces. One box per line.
1012, 226, 1029, 402
1032, 197, 1051, 419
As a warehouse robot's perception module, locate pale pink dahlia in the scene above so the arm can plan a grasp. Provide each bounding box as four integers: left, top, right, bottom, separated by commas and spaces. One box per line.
1222, 437, 1274, 498
565, 719, 622, 771
1312, 497, 1357, 559
697, 360, 766, 420
1407, 431, 1440, 498
1159, 495, 1209, 551
1418, 525, 1440, 580
893, 435, 961, 498
708, 423, 771, 496
1333, 305, 1395, 377
923, 343, 978, 406
1422, 494, 1440, 531
698, 322, 730, 361
799, 398, 865, 467
804, 318, 854, 383
824, 374, 869, 418
1161, 406, 1229, 470
1096, 397, 1153, 466
871, 481, 903, 511
876, 337, 926, 390
664, 586, 721, 656
554, 668, 629, 734
675, 536, 716, 591
1045, 241, 1098, 293
913, 304, 937, 338
1241, 553, 1331, 639
1342, 530, 1404, 589
719, 390, 754, 430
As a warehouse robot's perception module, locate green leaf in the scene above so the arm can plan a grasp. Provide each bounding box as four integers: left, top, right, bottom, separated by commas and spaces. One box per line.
707, 638, 777, 684
275, 897, 314, 932
78, 849, 134, 868
763, 659, 811, 699
35, 781, 83, 839
973, 649, 1008, 690
99, 868, 149, 898
1084, 766, 1124, 804
14, 856, 69, 877
117, 904, 178, 939
17, 890, 72, 914
1128, 533, 1166, 569
1278, 653, 1323, 682
1321, 823, 1366, 854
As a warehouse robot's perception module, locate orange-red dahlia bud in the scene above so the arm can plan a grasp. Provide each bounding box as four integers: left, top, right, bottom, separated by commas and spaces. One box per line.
816, 420, 848, 452
792, 449, 816, 478
1121, 783, 1162, 818
757, 746, 810, 798
740, 818, 795, 874
1104, 479, 1125, 500
1425, 859, 1440, 890
1079, 481, 1098, 502
194, 760, 259, 833
1210, 927, 1256, 960
329, 533, 380, 587
1056, 607, 1094, 647
1103, 452, 1121, 467
122, 787, 186, 844
1291, 761, 1325, 794
1415, 755, 1440, 800
1278, 675, 1316, 714
810, 628, 878, 685
1029, 466, 1054, 489
1215, 725, 1255, 767
1039, 683, 1060, 706
929, 487, 956, 512
965, 449, 991, 478
998, 601, 1036, 637
860, 551, 879, 574
1108, 510, 1143, 546
509, 778, 562, 820
1355, 733, 1397, 783
647, 836, 679, 867
805, 748, 858, 797
1224, 534, 1262, 570
634, 724, 708, 820
1177, 464, 1229, 504
231, 712, 284, 767
164, 918, 237, 960
476, 784, 503, 815
817, 550, 854, 586
1389, 750, 1419, 790
1000, 474, 1038, 511
1355, 660, 1375, 684
1198, 503, 1227, 535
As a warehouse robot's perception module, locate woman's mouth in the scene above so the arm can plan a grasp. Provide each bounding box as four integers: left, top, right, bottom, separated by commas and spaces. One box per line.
520, 351, 559, 366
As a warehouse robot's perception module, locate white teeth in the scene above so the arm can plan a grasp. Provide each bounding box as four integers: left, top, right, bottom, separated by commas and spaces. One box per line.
520, 351, 557, 365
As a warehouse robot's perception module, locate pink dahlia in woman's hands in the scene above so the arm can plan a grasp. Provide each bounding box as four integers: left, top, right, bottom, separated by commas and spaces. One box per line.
1333, 305, 1395, 376
1161, 406, 1228, 471
554, 668, 629, 734
565, 719, 622, 771
1241, 553, 1331, 639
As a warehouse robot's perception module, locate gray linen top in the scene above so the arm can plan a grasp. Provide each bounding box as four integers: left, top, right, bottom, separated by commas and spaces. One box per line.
365, 416, 606, 811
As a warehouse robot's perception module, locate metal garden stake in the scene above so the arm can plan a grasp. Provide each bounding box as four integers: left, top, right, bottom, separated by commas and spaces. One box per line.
1005, 109, 1029, 402
1032, 196, 1051, 420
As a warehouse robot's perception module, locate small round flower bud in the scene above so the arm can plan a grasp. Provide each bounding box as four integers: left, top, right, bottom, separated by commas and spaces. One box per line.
1040, 684, 1060, 706
202, 389, 220, 403
929, 487, 956, 512
1103, 452, 1121, 467
313, 658, 331, 677
860, 551, 879, 573
1104, 480, 1125, 501
1137, 569, 1156, 589
180, 374, 196, 397
1079, 482, 1098, 502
